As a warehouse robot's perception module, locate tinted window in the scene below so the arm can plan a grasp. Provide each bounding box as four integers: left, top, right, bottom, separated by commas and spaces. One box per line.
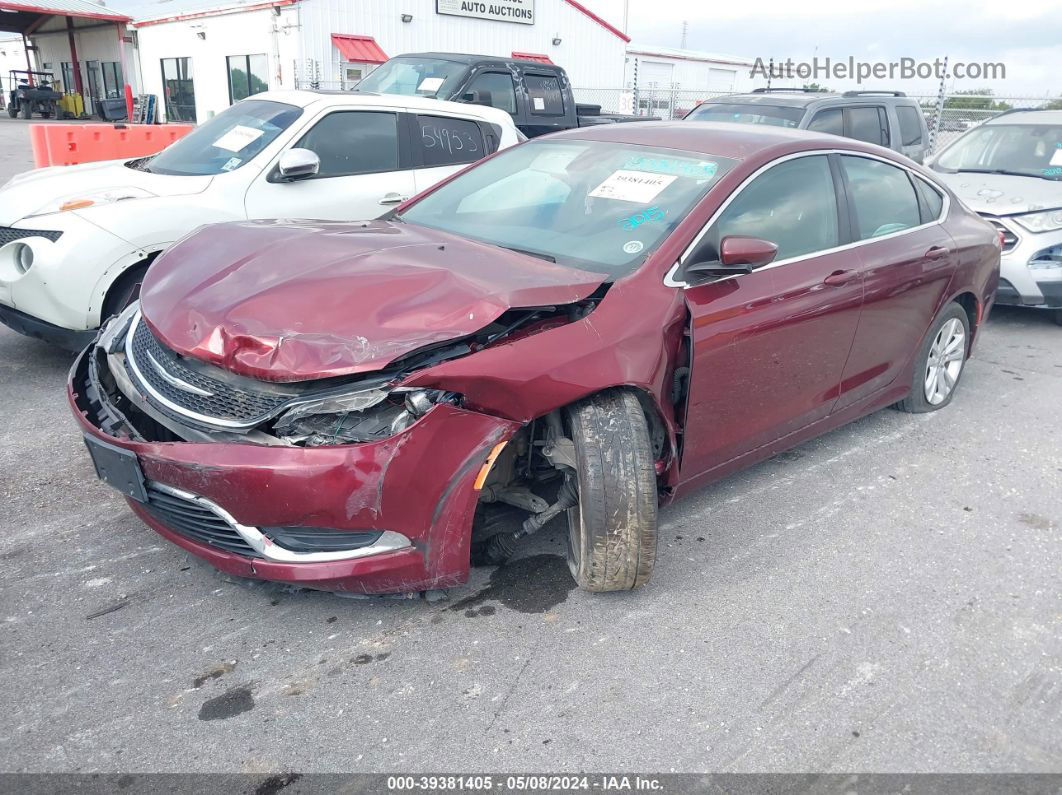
525, 74, 564, 115
915, 177, 944, 221
145, 99, 300, 175
847, 106, 888, 145
355, 56, 466, 98
464, 72, 516, 114
296, 111, 399, 177
807, 108, 843, 135
416, 115, 484, 167
896, 105, 924, 146
686, 102, 804, 128
842, 156, 922, 239
715, 155, 839, 261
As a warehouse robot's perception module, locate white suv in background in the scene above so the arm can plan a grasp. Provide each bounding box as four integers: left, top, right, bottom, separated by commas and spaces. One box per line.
0, 91, 521, 349
930, 109, 1062, 325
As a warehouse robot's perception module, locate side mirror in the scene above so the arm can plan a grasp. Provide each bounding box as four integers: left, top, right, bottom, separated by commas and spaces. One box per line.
684, 236, 779, 282
276, 148, 320, 181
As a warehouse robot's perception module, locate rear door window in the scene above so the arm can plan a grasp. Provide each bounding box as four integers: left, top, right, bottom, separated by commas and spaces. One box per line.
841, 155, 922, 238
524, 74, 565, 116
846, 106, 889, 146
896, 105, 924, 146
415, 114, 485, 167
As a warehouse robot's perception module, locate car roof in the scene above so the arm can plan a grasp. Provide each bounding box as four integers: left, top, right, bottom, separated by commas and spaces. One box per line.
394, 52, 561, 68
249, 89, 517, 127
546, 120, 896, 161
701, 91, 916, 109
984, 109, 1062, 125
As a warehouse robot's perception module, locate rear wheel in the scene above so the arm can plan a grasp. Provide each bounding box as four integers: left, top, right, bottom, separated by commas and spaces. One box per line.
564, 389, 657, 592
6, 104, 16, 118
894, 303, 970, 413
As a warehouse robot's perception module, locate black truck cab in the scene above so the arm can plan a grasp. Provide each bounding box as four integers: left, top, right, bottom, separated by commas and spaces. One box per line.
356, 53, 642, 138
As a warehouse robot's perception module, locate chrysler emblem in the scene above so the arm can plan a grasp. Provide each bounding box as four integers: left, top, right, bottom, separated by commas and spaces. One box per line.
145, 351, 214, 397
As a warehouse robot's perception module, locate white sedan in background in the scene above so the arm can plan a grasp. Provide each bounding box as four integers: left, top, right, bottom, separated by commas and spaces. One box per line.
0, 91, 521, 349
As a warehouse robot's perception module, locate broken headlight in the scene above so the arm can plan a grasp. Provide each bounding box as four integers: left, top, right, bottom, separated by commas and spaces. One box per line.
273, 387, 458, 446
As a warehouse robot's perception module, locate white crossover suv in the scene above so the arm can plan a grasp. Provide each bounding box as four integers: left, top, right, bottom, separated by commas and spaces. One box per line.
930, 109, 1062, 325
0, 90, 521, 349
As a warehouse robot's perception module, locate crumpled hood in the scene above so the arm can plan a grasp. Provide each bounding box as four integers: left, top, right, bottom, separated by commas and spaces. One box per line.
0, 158, 212, 226
140, 219, 608, 382
934, 171, 1062, 216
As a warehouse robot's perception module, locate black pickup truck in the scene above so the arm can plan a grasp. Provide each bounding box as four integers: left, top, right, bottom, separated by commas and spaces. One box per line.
356, 52, 648, 138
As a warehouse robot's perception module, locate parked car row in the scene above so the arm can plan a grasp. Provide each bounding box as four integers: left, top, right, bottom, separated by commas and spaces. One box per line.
0, 55, 1012, 600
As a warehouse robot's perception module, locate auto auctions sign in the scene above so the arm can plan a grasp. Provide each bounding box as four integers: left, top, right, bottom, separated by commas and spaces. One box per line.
437, 0, 535, 25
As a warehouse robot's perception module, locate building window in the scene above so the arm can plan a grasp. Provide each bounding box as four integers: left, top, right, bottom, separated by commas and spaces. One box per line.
227, 54, 269, 104
161, 57, 196, 122
102, 62, 123, 98
60, 62, 78, 93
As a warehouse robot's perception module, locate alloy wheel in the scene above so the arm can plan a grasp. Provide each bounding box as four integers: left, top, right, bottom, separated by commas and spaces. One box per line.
924, 317, 966, 405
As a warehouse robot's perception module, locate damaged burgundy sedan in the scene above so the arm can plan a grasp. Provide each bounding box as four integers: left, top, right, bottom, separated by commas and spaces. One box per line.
69, 123, 1000, 595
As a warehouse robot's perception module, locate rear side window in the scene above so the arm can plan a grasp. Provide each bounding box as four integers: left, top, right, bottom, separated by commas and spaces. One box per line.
914, 176, 944, 221
296, 111, 399, 177
525, 74, 564, 116
842, 155, 921, 239
714, 155, 839, 261
897, 105, 924, 146
807, 108, 843, 135
847, 107, 889, 146
416, 114, 485, 167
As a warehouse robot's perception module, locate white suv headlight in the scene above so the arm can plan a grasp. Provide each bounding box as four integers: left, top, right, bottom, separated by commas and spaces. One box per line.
1012, 208, 1062, 234
26, 187, 156, 219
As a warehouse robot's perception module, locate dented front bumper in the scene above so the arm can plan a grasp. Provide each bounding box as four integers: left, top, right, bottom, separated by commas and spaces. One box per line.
68, 346, 520, 594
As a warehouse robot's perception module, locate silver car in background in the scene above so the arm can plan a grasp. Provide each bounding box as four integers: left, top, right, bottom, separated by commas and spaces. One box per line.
930, 109, 1062, 325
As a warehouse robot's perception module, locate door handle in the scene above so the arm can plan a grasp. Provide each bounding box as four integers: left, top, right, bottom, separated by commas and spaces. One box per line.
378, 193, 408, 206
823, 269, 857, 287
924, 246, 950, 260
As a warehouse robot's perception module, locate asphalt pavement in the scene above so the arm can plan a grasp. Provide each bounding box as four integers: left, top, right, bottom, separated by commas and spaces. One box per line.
0, 117, 1059, 774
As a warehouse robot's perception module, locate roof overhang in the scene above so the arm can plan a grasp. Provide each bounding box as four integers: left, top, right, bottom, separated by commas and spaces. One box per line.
331, 33, 388, 64
0, 1, 130, 33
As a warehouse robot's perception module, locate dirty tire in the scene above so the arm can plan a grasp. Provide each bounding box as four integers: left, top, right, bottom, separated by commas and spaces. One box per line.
20, 101, 31, 119
6, 104, 16, 118
893, 302, 970, 414
565, 389, 657, 592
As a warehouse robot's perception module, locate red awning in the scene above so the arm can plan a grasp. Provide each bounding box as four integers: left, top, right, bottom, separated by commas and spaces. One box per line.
512, 52, 554, 65
331, 34, 388, 64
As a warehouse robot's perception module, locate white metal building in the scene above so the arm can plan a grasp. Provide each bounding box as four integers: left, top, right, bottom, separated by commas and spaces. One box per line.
71, 0, 632, 123
624, 43, 758, 118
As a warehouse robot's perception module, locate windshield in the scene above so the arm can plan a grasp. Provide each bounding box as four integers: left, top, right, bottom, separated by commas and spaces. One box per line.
685, 102, 805, 128
933, 123, 1062, 180
356, 57, 467, 98
398, 140, 735, 276
141, 99, 302, 176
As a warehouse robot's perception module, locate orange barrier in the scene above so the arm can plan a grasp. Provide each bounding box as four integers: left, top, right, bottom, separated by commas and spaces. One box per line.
29, 123, 195, 168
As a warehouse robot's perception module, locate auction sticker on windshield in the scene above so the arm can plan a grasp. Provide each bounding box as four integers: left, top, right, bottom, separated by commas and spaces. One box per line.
589, 170, 677, 203
213, 125, 265, 152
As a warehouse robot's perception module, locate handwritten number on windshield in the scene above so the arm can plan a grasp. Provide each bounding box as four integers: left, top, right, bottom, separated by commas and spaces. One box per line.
421, 124, 479, 156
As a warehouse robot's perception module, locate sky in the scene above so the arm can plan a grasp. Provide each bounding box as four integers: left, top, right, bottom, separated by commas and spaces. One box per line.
582, 0, 1062, 99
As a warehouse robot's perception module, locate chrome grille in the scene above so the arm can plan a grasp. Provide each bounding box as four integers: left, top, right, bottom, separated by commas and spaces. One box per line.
143, 483, 261, 558
126, 317, 291, 428
0, 226, 61, 245
983, 218, 1019, 252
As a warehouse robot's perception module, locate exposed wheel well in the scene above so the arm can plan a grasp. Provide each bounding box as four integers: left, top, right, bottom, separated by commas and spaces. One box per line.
952, 292, 979, 334
101, 253, 160, 319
